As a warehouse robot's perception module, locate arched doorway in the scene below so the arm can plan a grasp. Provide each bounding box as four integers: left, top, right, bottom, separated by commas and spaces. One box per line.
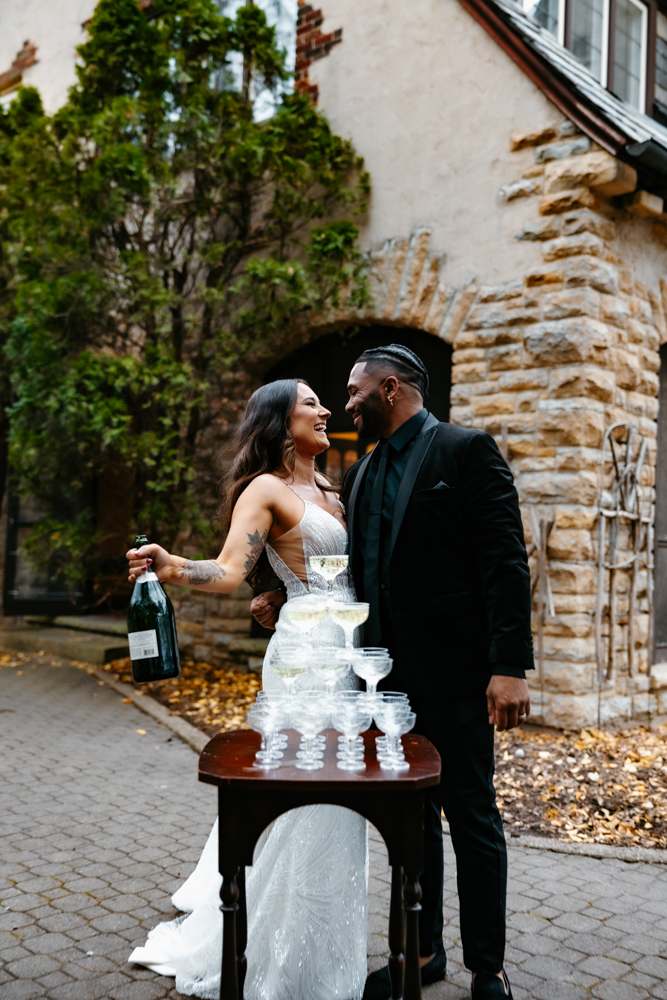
267, 325, 452, 479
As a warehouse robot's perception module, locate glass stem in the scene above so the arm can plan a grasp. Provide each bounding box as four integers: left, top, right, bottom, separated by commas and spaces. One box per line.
346, 736, 356, 758
368, 680, 377, 697
305, 736, 314, 762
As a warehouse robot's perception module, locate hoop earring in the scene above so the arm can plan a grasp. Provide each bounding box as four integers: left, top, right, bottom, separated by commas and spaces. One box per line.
388, 395, 394, 407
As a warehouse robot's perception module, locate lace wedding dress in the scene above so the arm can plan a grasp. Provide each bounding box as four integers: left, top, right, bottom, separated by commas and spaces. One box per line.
128, 491, 368, 1000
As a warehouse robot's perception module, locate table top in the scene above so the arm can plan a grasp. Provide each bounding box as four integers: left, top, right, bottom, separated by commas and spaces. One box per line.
199, 729, 441, 791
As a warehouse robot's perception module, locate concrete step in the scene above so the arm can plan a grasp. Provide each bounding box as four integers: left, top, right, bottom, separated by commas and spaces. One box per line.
0, 626, 128, 664
26, 615, 127, 636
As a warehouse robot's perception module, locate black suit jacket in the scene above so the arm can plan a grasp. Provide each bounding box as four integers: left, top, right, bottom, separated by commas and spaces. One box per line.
343, 416, 534, 702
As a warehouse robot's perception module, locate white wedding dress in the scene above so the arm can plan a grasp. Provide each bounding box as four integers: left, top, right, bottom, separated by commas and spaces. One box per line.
128, 490, 368, 1000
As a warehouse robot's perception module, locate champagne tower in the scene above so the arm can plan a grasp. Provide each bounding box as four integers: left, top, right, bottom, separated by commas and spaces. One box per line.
127, 535, 181, 683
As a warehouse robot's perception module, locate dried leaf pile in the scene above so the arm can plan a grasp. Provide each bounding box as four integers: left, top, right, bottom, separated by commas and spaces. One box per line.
102, 657, 260, 736
496, 725, 667, 849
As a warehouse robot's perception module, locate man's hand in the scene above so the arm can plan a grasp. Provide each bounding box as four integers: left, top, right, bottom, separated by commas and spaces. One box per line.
486, 676, 530, 731
250, 590, 287, 631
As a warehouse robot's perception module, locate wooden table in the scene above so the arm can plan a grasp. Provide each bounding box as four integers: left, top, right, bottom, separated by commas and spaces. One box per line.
199, 728, 441, 1000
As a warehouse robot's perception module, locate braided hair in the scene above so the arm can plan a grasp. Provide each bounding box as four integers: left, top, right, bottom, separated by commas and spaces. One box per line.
355, 343, 429, 396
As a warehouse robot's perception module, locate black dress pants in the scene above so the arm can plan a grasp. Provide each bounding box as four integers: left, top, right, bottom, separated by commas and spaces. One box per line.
413, 697, 507, 975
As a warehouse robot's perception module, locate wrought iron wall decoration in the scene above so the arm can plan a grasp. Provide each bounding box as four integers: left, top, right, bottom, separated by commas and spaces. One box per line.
594, 423, 654, 690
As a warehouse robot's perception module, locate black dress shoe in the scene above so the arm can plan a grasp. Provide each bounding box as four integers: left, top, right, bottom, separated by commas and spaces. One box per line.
363, 949, 447, 999
471, 970, 513, 999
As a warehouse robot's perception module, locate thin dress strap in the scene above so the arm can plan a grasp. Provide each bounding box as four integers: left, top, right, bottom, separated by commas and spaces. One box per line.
275, 478, 307, 502
274, 475, 344, 511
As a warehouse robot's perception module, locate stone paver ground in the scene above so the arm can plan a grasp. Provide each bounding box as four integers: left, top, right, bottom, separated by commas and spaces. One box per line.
2, 659, 667, 1000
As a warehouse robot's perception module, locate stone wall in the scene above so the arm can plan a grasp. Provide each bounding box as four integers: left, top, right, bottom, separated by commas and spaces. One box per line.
167, 582, 268, 673
445, 126, 665, 728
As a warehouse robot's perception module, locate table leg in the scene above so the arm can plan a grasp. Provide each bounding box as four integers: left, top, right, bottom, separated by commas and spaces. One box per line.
403, 871, 422, 1000
388, 866, 405, 999
237, 866, 247, 998
219, 867, 240, 1000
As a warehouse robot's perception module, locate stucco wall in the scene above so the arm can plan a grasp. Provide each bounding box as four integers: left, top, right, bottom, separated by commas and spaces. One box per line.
1, 0, 95, 114
308, 0, 582, 286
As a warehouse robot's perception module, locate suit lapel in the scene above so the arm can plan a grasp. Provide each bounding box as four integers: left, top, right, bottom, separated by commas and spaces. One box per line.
347, 449, 374, 555
389, 413, 439, 557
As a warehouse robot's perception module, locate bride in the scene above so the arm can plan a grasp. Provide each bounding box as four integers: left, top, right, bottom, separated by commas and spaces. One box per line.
125, 378, 368, 1000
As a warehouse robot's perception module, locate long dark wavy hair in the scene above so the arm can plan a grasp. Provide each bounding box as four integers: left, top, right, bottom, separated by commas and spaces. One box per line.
218, 380, 337, 591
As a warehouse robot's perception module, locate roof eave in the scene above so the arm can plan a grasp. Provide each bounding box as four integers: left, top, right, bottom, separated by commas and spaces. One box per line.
457, 0, 628, 155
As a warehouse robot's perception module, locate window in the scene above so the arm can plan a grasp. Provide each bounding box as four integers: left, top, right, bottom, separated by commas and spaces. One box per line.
571, 0, 608, 82
614, 0, 648, 110
655, 10, 667, 120
524, 0, 566, 40
523, 0, 650, 114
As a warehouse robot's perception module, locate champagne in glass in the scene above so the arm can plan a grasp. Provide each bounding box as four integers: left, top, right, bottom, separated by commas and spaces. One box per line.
309, 554, 349, 596
329, 602, 370, 649
283, 596, 329, 633
270, 647, 310, 697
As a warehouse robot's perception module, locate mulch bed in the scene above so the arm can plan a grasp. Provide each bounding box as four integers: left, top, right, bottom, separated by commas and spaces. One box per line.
495, 725, 667, 849
2, 648, 665, 849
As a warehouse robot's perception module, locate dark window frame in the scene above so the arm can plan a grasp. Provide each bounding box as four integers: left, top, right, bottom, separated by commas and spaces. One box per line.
2, 492, 90, 617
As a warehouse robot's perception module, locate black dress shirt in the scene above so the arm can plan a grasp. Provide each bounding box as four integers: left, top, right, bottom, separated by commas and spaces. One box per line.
354, 408, 526, 680
356, 408, 429, 596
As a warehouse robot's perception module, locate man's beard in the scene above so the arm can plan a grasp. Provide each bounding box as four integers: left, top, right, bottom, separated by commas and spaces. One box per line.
354, 388, 386, 439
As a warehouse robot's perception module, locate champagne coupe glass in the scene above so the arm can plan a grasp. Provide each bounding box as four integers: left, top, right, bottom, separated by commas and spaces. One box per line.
372, 691, 409, 752
255, 692, 290, 749
311, 646, 351, 702
350, 648, 393, 697
374, 706, 415, 772
269, 644, 310, 699
328, 602, 370, 649
289, 693, 331, 770
247, 703, 288, 769
331, 692, 372, 770
334, 689, 372, 753
308, 554, 349, 596
283, 595, 329, 636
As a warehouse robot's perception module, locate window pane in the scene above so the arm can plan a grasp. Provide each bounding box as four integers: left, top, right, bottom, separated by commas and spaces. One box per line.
524, 0, 561, 37
614, 0, 646, 110
570, 0, 606, 81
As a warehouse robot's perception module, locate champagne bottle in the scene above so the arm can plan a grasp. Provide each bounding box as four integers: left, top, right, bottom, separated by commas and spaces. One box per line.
127, 534, 181, 683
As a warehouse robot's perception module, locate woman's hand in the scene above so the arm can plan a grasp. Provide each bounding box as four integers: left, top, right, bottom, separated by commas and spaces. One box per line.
126, 543, 171, 583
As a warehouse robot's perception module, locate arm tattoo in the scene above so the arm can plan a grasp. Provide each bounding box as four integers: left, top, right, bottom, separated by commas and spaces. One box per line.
243, 529, 268, 579
179, 559, 227, 585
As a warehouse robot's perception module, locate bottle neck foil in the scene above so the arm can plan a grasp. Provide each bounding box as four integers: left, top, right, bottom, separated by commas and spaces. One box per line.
137, 571, 159, 584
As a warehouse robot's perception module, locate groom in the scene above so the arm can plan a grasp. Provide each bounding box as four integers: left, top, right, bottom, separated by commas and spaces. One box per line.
252, 344, 533, 1000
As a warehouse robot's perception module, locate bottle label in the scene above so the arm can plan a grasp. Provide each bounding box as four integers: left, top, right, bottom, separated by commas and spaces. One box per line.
129, 629, 159, 661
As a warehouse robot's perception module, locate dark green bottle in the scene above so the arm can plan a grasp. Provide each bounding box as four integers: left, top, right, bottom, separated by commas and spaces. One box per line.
128, 535, 181, 683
